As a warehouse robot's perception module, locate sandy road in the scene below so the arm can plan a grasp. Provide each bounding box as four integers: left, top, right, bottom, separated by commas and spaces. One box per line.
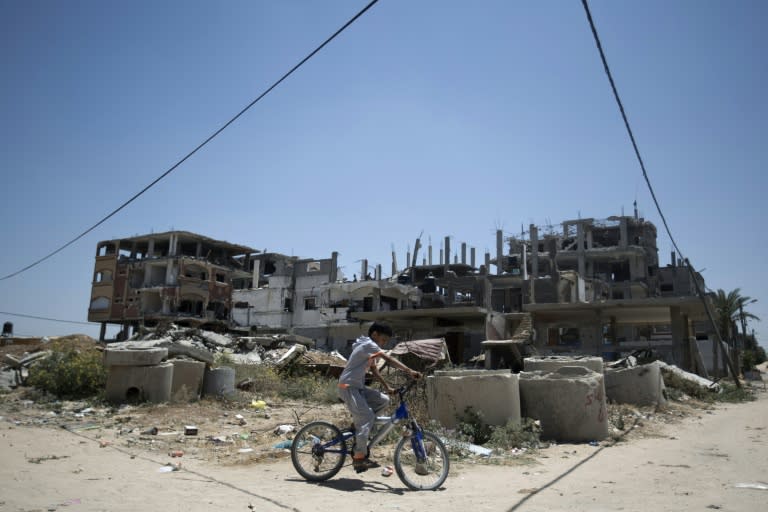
1, 387, 766, 512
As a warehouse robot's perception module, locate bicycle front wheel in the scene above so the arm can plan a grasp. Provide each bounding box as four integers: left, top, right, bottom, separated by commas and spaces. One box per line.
393, 430, 449, 491
290, 421, 347, 481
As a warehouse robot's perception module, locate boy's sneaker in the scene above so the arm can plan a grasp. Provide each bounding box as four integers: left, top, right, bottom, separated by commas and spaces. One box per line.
353, 458, 380, 473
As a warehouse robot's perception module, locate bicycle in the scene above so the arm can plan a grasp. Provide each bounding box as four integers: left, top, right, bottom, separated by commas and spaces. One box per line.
290, 380, 450, 491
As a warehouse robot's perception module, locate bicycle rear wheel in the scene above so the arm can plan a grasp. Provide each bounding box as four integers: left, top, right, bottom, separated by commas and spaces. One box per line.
290, 421, 347, 481
393, 430, 449, 491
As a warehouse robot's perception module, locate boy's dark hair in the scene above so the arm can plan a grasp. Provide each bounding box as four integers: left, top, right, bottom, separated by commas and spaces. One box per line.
368, 322, 393, 337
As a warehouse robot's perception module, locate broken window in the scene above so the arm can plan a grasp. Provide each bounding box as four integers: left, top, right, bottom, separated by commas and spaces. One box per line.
184, 265, 207, 280
304, 297, 317, 310
284, 298, 293, 312
307, 261, 321, 272
94, 270, 113, 283
179, 298, 204, 317
118, 248, 132, 260
97, 243, 116, 257
215, 273, 226, 283
234, 302, 249, 309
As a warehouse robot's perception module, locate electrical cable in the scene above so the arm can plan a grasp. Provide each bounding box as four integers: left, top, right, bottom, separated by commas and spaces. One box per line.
0, 0, 380, 282
581, 0, 740, 384
0, 311, 95, 326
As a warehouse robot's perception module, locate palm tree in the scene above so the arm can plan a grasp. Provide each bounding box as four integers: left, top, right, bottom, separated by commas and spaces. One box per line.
712, 288, 760, 374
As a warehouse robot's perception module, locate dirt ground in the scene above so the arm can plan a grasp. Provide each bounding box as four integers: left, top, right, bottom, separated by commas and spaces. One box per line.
1, 377, 767, 512
1, 336, 767, 511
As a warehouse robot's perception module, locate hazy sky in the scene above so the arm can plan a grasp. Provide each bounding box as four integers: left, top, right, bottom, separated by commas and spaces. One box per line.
1, 1, 765, 347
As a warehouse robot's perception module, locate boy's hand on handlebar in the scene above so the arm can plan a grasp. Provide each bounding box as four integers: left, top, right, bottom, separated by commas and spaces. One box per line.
408, 370, 422, 380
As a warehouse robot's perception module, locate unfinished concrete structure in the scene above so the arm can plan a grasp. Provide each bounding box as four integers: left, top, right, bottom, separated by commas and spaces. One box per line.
89, 211, 717, 374
88, 231, 258, 340
231, 252, 420, 353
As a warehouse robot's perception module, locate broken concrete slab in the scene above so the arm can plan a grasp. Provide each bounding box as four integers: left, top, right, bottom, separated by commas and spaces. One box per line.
605, 361, 667, 407
524, 355, 604, 374
520, 366, 608, 442
657, 361, 721, 394
104, 347, 168, 367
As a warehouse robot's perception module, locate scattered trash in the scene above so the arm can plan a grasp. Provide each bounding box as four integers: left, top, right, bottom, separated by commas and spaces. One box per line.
209, 435, 230, 444
169, 450, 184, 458
441, 438, 492, 457
158, 462, 182, 473
274, 424, 295, 435
238, 448, 254, 453
734, 482, 768, 490
273, 439, 293, 449
99, 440, 110, 448
185, 425, 198, 436
251, 400, 267, 410
142, 427, 158, 435
381, 465, 394, 477
589, 441, 599, 447
235, 414, 247, 426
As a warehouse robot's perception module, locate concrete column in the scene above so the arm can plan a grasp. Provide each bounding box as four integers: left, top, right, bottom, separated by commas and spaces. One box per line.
670, 307, 691, 370
361, 259, 368, 280
251, 260, 260, 288
577, 223, 586, 277
619, 218, 628, 249
99, 322, 107, 341
496, 230, 503, 275
471, 247, 476, 268
148, 239, 155, 258
484, 252, 491, 276
168, 234, 177, 257
165, 259, 175, 285
428, 244, 433, 265
330, 252, 338, 283
444, 236, 450, 273
376, 264, 382, 281
440, 249, 444, 265
461, 243, 467, 265
530, 225, 539, 278
196, 241, 202, 258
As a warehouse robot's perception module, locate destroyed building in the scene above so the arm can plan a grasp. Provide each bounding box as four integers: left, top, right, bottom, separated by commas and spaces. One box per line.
88, 212, 718, 375
88, 231, 258, 340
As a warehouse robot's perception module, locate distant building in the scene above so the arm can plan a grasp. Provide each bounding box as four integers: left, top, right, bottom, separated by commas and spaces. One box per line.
88, 231, 257, 340
88, 213, 718, 375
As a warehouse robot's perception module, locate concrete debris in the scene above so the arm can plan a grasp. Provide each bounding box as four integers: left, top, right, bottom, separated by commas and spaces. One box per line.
657, 361, 721, 393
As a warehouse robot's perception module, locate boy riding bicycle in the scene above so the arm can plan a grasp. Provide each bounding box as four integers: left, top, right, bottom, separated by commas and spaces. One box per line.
338, 322, 421, 472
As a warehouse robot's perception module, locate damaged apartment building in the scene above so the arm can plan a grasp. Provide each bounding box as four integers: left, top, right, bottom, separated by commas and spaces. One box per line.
88, 212, 716, 374
88, 231, 258, 340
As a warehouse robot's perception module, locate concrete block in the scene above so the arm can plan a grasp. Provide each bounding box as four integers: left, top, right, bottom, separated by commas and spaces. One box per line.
426, 370, 520, 428
520, 366, 608, 442
104, 347, 168, 367
105, 363, 173, 404
202, 366, 235, 397
524, 355, 604, 374
605, 361, 667, 407
170, 359, 205, 402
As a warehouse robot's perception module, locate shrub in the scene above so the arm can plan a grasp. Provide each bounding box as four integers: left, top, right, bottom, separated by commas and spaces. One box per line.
455, 406, 493, 445
26, 342, 107, 399
487, 418, 542, 450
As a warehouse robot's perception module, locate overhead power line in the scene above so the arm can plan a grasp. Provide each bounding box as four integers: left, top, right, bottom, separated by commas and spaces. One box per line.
0, 311, 95, 326
0, 0, 380, 282
580, 0, 741, 385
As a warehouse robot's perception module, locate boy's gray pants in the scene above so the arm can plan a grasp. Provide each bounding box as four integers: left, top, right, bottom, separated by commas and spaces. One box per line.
338, 386, 389, 458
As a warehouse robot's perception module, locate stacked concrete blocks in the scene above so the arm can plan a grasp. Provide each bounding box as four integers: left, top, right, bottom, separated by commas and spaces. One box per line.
104, 347, 173, 404
426, 370, 520, 428
519, 366, 609, 442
